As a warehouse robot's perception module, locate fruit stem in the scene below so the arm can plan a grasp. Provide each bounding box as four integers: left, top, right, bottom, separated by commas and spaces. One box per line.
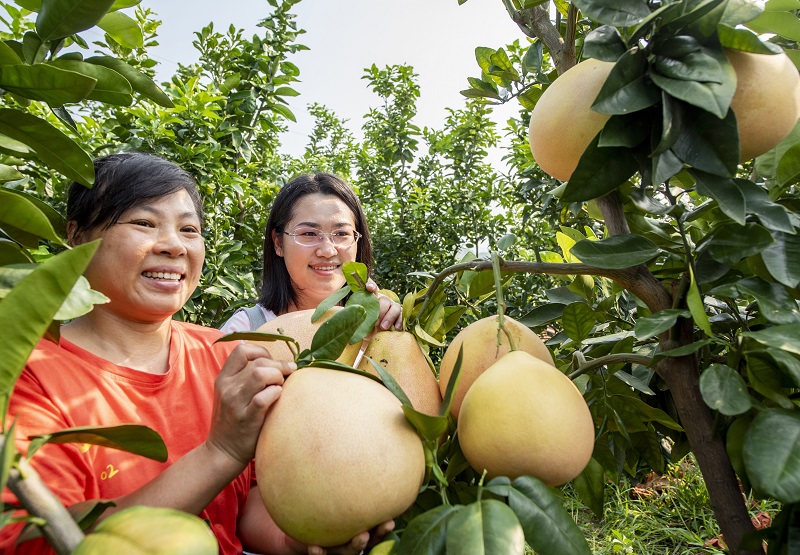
491, 252, 517, 351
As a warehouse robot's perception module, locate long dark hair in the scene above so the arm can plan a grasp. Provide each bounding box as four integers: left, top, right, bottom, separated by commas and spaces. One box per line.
258, 172, 373, 315
67, 152, 202, 241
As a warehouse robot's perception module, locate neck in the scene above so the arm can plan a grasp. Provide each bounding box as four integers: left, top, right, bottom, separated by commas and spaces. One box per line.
61, 309, 174, 374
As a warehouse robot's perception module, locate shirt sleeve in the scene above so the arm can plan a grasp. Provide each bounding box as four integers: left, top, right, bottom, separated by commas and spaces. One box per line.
219, 310, 252, 334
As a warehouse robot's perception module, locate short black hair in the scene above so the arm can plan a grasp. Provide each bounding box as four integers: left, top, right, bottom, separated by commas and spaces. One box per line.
67, 152, 203, 240
258, 172, 374, 315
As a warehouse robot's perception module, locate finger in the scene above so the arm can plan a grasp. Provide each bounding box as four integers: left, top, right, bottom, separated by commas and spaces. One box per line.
365, 280, 378, 293
347, 531, 369, 553
219, 343, 274, 378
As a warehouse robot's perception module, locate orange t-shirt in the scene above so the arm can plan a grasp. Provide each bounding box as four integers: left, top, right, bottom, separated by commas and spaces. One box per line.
0, 321, 247, 554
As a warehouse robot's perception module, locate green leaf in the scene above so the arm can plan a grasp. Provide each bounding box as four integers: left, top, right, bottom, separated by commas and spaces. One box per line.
653, 48, 726, 82
592, 50, 660, 115
0, 423, 17, 493
312, 286, 349, 322
561, 136, 639, 203
656, 338, 714, 358
36, 0, 116, 41
440, 345, 463, 418
401, 405, 448, 442
0, 108, 94, 186
271, 103, 296, 122
445, 499, 525, 555
49, 59, 132, 105
571, 0, 651, 26
97, 10, 142, 49
734, 276, 800, 325
0, 189, 66, 245
742, 324, 800, 356
571, 458, 605, 518
702, 222, 775, 265
0, 63, 97, 106
570, 234, 659, 269
345, 290, 380, 343
686, 265, 713, 337
692, 170, 746, 224
699, 363, 752, 415
761, 231, 800, 288
85, 56, 172, 107
737, 179, 794, 234
366, 356, 412, 407
583, 25, 627, 61
343, 260, 369, 291
561, 302, 595, 343
507, 475, 592, 554
743, 409, 800, 502
27, 424, 166, 462
0, 241, 100, 397
308, 305, 366, 361
650, 48, 736, 119
396, 504, 457, 555
747, 9, 800, 40
718, 25, 783, 54
519, 303, 566, 327
634, 309, 691, 340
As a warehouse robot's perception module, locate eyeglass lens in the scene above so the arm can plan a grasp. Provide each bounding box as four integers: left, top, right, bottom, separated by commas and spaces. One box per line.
288, 227, 359, 247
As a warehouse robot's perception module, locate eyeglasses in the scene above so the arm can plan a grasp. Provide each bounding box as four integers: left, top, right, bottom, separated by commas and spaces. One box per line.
282, 228, 362, 248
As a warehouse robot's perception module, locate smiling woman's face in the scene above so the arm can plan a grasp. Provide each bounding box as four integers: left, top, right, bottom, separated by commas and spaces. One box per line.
273, 193, 358, 312
78, 189, 205, 323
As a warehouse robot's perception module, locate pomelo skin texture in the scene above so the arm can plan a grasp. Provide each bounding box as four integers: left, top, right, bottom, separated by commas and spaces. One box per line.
357, 330, 442, 416
255, 367, 425, 547
458, 350, 595, 486
251, 306, 360, 364
528, 58, 614, 182
438, 315, 554, 418
726, 49, 800, 161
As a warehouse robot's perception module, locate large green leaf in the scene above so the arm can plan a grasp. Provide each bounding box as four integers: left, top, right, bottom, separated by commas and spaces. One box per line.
732, 276, 800, 325
592, 50, 660, 114
561, 137, 639, 203
344, 290, 380, 343
49, 59, 132, 105
85, 56, 172, 107
308, 305, 365, 361
699, 363, 752, 415
717, 25, 783, 53
571, 0, 651, 26
742, 324, 800, 356
570, 233, 659, 269
0, 108, 94, 185
743, 409, 800, 502
0, 240, 100, 396
0, 63, 96, 106
36, 0, 116, 41
692, 170, 746, 224
653, 48, 726, 83
747, 9, 800, 40
736, 179, 794, 234
445, 499, 525, 555
561, 302, 596, 343
0, 188, 66, 245
583, 25, 627, 61
97, 10, 142, 49
27, 424, 167, 462
761, 231, 800, 288
702, 222, 775, 265
396, 504, 457, 555
502, 475, 592, 554
634, 308, 690, 340
571, 458, 605, 518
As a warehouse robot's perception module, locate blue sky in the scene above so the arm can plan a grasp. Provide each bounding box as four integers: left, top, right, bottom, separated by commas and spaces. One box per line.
138, 0, 522, 157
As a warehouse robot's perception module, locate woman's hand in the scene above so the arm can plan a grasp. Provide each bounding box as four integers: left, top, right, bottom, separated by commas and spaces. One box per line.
365, 281, 403, 331
306, 521, 396, 555
207, 343, 296, 467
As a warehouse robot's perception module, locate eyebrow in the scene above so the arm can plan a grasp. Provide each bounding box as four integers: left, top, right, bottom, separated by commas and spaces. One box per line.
133, 205, 200, 222
293, 221, 354, 229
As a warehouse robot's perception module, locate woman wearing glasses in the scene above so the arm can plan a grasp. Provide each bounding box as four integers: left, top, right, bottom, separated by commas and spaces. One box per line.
220, 172, 402, 333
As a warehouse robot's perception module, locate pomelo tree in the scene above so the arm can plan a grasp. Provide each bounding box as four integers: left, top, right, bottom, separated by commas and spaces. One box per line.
451, 0, 800, 552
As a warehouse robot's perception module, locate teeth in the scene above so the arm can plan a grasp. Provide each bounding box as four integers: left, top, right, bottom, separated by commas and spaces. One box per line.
314, 266, 337, 271
142, 271, 182, 280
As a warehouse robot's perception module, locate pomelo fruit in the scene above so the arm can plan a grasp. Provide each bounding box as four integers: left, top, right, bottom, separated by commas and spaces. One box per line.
528, 58, 614, 182
458, 350, 595, 486
251, 306, 360, 364
356, 330, 442, 416
726, 49, 800, 161
255, 367, 425, 546
438, 315, 554, 418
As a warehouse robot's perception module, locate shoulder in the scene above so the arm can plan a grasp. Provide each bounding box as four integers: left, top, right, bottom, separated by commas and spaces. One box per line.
220, 305, 276, 333
172, 321, 236, 357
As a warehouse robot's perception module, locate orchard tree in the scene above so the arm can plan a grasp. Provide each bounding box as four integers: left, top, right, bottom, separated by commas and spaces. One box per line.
453, 0, 800, 553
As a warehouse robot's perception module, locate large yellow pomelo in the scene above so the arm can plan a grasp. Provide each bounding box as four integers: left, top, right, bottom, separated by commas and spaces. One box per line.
528, 58, 614, 181
255, 368, 425, 546
726, 49, 800, 161
438, 315, 554, 418
356, 331, 442, 416
458, 350, 594, 486
251, 306, 360, 364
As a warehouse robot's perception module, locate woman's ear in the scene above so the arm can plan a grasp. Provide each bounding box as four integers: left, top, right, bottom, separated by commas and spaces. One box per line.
272, 229, 284, 257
